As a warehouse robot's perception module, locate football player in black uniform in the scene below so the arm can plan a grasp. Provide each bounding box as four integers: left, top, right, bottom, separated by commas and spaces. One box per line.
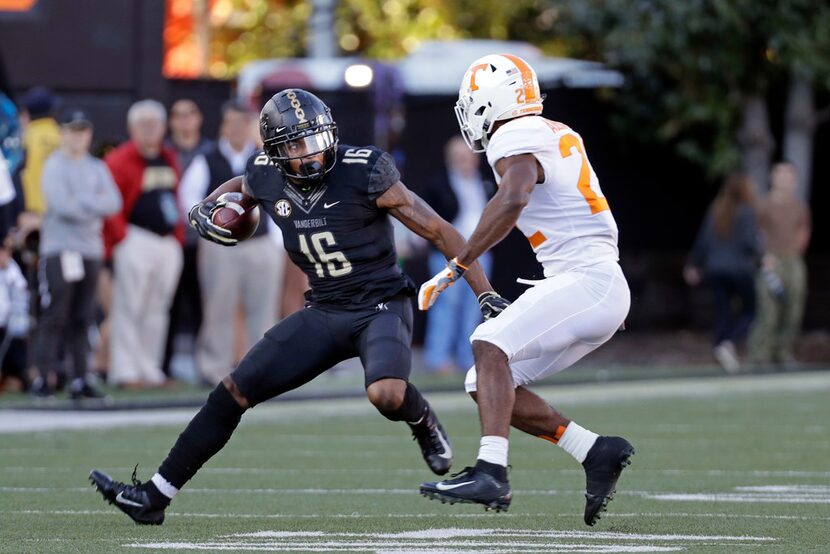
89, 89, 511, 525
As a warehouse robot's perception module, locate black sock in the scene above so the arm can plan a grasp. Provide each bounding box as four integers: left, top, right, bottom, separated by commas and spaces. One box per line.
379, 382, 428, 423
157, 384, 246, 489
475, 459, 508, 482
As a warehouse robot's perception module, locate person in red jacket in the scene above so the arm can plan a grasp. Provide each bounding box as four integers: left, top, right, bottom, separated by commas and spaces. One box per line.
104, 99, 184, 388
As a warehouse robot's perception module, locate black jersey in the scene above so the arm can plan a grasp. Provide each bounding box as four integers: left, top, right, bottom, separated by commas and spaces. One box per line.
244, 145, 415, 308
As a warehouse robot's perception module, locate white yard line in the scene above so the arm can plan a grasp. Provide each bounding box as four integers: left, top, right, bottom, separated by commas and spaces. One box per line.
126, 541, 685, 553
2, 371, 829, 433
607, 512, 830, 521
644, 493, 830, 504
122, 527, 778, 553
6, 484, 830, 504
6, 466, 830, 479
4, 508, 828, 522
237, 529, 775, 542
0, 485, 573, 495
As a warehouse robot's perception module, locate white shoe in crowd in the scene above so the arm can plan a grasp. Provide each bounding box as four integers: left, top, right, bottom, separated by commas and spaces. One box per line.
713, 341, 740, 374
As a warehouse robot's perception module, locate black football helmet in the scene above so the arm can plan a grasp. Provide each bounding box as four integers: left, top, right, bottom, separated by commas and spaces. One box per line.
260, 89, 338, 188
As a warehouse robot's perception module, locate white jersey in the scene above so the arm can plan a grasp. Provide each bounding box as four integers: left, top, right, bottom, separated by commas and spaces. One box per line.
486, 116, 619, 276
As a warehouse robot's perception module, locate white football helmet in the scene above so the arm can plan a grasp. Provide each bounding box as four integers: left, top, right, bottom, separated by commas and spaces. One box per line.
455, 54, 544, 152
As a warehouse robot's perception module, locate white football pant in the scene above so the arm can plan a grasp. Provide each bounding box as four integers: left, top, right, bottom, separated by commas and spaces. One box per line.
465, 261, 630, 392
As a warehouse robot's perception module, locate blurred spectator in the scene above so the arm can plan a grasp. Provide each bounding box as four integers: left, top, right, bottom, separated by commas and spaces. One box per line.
747, 163, 811, 367
0, 235, 29, 393
20, 86, 60, 215
0, 92, 23, 175
684, 172, 760, 372
167, 99, 213, 172
420, 136, 493, 374
180, 100, 282, 384
0, 151, 15, 238
32, 109, 121, 399
104, 100, 184, 388
0, 94, 23, 235
162, 99, 214, 378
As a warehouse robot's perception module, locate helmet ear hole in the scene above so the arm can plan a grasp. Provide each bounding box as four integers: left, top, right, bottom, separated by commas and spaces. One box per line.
474, 106, 486, 116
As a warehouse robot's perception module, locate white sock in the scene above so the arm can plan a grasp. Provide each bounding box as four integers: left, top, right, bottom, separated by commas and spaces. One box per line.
477, 435, 509, 467
557, 422, 599, 464
151, 473, 179, 499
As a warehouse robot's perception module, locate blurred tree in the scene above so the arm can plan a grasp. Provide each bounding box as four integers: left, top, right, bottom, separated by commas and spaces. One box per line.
551, 0, 830, 197
207, 0, 311, 78
192, 1, 829, 198
335, 0, 457, 58
206, 1, 562, 68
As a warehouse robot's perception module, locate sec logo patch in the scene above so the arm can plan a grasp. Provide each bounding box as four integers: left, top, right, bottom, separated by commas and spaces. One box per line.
275, 199, 292, 218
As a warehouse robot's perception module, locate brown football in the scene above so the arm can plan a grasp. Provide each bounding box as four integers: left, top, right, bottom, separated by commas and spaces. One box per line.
211, 192, 261, 241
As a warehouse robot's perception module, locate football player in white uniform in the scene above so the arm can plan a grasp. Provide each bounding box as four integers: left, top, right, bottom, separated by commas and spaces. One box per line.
418, 54, 634, 526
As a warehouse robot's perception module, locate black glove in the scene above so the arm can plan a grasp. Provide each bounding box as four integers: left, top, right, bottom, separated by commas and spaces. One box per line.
188, 201, 238, 246
478, 291, 510, 320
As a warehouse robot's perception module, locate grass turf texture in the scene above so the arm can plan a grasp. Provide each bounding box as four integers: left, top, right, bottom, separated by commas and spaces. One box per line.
1, 372, 829, 553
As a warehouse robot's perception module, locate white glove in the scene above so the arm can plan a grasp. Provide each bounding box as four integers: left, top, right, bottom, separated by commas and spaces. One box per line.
417, 257, 467, 311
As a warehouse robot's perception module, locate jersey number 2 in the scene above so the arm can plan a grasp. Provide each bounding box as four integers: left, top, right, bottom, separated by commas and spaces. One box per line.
299, 232, 353, 278
558, 133, 609, 215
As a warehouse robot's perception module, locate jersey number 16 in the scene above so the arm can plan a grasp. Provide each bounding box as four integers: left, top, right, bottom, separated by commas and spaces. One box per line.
298, 232, 353, 278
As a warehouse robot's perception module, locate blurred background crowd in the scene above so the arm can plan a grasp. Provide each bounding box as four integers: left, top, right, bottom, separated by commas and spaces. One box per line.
0, 0, 827, 401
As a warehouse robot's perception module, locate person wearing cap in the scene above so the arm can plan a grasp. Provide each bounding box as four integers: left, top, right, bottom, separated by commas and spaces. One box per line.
33, 109, 122, 398
20, 86, 60, 215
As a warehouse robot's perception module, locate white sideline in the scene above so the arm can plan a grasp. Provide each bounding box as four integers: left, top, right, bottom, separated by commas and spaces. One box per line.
2, 371, 829, 433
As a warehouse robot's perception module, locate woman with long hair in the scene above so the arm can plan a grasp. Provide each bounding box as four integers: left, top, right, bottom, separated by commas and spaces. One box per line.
684, 172, 760, 371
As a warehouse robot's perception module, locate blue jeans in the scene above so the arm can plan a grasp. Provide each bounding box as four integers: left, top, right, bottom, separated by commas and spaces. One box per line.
424, 250, 492, 372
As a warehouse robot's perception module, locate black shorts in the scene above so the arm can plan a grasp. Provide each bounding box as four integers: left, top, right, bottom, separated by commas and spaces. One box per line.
231, 296, 413, 406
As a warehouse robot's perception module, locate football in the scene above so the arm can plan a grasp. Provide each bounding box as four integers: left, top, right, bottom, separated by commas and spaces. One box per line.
211, 191, 261, 241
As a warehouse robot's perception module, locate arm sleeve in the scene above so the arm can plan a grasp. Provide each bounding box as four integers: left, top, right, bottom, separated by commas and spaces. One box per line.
242, 151, 276, 200
178, 154, 210, 220
41, 157, 90, 221
102, 154, 129, 258
367, 151, 401, 201
0, 153, 15, 205
739, 207, 761, 261
485, 118, 549, 168
88, 161, 123, 217
688, 210, 712, 268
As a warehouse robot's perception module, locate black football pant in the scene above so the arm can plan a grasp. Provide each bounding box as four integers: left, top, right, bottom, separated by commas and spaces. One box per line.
233, 295, 413, 405
710, 272, 756, 346
157, 296, 416, 489
36, 255, 102, 382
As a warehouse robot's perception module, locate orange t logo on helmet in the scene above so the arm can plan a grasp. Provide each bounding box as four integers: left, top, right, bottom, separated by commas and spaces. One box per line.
468, 63, 489, 92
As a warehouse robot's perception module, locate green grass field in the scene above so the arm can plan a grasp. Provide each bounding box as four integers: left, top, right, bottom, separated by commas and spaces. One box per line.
2, 371, 829, 553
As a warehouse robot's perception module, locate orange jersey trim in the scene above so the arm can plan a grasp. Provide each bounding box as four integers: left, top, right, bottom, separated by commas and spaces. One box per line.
528, 230, 547, 249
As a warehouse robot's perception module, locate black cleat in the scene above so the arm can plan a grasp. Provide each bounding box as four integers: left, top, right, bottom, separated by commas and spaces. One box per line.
70, 379, 107, 400
409, 407, 453, 475
30, 378, 54, 399
581, 436, 635, 526
420, 466, 512, 512
89, 467, 166, 525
